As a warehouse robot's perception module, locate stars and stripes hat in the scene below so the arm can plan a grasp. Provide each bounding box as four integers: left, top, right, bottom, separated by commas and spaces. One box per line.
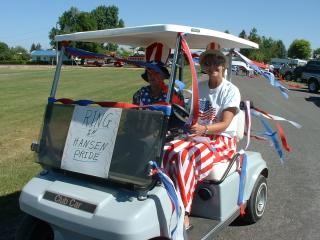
141, 61, 170, 81
141, 42, 171, 82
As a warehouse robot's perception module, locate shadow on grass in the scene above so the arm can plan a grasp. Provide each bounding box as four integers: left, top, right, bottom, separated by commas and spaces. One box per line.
0, 191, 24, 240
306, 96, 320, 108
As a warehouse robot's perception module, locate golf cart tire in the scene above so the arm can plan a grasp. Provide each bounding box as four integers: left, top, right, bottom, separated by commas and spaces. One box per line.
242, 175, 268, 224
308, 78, 319, 93
15, 214, 54, 240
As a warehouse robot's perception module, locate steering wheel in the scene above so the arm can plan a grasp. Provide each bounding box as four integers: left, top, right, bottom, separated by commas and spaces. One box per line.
171, 103, 190, 125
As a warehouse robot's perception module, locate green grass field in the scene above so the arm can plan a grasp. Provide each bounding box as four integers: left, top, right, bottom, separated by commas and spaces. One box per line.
0, 65, 191, 239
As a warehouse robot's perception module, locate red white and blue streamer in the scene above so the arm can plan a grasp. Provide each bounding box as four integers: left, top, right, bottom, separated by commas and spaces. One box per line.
233, 50, 289, 99
251, 110, 285, 163
149, 161, 185, 240
48, 97, 172, 116
237, 151, 248, 215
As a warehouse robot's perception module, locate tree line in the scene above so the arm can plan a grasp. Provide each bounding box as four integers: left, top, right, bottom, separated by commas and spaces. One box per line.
236, 28, 319, 62
1, 5, 319, 64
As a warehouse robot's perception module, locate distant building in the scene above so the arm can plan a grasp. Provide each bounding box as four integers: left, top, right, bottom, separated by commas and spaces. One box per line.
31, 50, 56, 63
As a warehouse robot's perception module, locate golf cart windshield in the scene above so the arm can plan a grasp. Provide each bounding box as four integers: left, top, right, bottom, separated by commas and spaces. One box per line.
36, 103, 166, 187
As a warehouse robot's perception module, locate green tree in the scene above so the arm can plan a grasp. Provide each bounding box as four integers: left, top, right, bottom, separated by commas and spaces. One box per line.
248, 27, 261, 45
59, 7, 80, 33
239, 30, 249, 56
30, 43, 42, 51
117, 48, 131, 58
36, 43, 42, 50
287, 39, 311, 59
0, 42, 11, 60
48, 26, 60, 47
106, 43, 118, 52
238, 30, 247, 39
30, 43, 36, 52
49, 5, 125, 53
238, 28, 287, 63
75, 12, 97, 32
11, 46, 30, 61
245, 28, 263, 61
274, 40, 286, 58
91, 5, 124, 30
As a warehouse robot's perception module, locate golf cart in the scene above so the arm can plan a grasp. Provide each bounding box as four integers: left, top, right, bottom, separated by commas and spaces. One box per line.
17, 24, 268, 240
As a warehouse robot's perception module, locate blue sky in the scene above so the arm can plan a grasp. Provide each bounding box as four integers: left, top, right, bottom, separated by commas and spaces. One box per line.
1, 0, 319, 51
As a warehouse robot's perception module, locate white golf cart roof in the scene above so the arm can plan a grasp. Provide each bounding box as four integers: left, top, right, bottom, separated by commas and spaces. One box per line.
55, 24, 259, 49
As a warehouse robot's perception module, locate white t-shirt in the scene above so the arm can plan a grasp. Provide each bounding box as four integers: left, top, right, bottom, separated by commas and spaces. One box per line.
198, 77, 241, 138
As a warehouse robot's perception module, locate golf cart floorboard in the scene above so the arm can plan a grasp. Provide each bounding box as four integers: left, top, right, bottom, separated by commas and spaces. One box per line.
187, 210, 240, 240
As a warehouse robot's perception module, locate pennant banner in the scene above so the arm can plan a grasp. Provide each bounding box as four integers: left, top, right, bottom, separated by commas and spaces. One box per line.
251, 110, 284, 163
233, 50, 289, 99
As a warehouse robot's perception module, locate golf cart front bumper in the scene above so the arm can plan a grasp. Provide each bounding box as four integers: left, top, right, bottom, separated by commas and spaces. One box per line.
19, 171, 174, 240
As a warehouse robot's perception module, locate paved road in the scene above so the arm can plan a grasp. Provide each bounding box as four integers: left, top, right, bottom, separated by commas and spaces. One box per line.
215, 76, 320, 240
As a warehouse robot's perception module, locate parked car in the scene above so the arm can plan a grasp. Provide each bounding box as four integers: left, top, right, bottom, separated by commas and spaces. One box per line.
113, 60, 125, 67
85, 60, 105, 67
279, 64, 295, 80
292, 66, 305, 82
300, 60, 320, 92
293, 60, 320, 85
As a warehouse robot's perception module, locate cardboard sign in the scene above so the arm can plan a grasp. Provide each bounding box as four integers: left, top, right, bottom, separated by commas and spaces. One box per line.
61, 105, 122, 178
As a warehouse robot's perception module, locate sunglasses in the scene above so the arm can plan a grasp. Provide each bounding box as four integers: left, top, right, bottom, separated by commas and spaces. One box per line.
201, 55, 226, 67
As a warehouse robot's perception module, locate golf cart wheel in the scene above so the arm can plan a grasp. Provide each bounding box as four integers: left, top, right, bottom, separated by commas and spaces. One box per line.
15, 214, 54, 240
243, 175, 267, 224
308, 78, 319, 93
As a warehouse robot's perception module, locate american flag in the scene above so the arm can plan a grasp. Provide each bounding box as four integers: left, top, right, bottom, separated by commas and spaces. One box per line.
163, 135, 237, 212
199, 99, 215, 122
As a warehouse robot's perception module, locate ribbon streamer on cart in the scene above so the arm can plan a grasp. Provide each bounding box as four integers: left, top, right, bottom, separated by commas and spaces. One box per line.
233, 50, 289, 99
149, 161, 185, 240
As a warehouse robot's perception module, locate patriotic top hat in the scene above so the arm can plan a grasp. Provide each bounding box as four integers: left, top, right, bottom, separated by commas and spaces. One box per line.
141, 42, 171, 81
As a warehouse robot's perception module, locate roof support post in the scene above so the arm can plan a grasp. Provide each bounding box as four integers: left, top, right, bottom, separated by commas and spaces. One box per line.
227, 49, 234, 82
166, 34, 182, 103
50, 46, 65, 98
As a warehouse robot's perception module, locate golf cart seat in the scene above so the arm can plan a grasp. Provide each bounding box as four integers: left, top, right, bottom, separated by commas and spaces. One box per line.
205, 109, 245, 181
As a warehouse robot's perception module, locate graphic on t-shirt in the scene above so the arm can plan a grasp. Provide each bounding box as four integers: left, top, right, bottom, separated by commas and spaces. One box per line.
199, 99, 216, 122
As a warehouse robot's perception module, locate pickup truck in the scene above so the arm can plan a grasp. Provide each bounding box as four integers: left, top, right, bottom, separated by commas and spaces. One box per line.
302, 72, 320, 93
300, 60, 320, 93
279, 65, 295, 80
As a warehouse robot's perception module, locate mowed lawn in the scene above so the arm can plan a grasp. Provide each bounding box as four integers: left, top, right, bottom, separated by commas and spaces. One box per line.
0, 65, 155, 239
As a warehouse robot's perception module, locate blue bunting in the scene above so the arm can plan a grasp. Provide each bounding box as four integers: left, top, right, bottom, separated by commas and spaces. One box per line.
149, 161, 183, 239
238, 153, 247, 206
252, 111, 284, 164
